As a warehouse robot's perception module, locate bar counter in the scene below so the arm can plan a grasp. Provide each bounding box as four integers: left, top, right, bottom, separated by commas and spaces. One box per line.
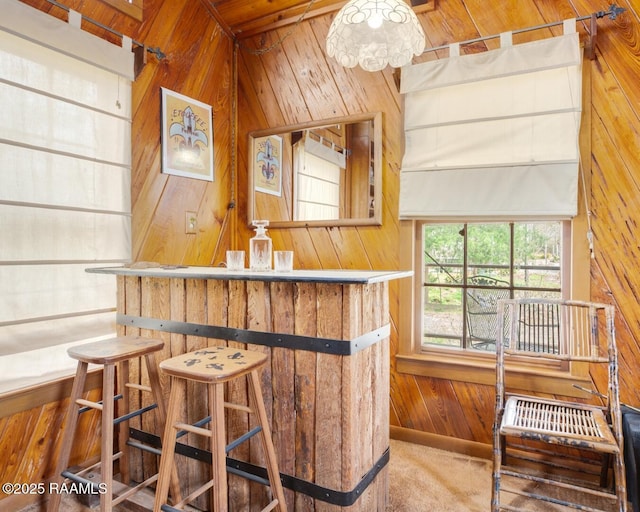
87, 265, 411, 511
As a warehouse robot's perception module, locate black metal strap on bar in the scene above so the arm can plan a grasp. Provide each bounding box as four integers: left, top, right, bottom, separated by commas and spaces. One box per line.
129, 428, 389, 506
117, 313, 390, 356
228, 449, 390, 506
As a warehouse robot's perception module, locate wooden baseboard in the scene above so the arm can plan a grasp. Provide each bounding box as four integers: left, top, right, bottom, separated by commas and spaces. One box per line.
390, 425, 492, 460
0, 369, 103, 419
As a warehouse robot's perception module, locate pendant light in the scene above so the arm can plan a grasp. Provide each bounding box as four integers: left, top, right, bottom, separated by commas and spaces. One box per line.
326, 0, 426, 72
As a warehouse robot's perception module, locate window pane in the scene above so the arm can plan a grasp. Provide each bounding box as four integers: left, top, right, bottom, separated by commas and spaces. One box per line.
421, 221, 564, 352
423, 223, 464, 284
513, 222, 561, 293
423, 286, 462, 348
467, 223, 510, 282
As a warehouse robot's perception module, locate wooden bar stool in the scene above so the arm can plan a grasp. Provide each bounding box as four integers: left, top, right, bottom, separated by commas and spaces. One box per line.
153, 345, 287, 512
49, 336, 181, 512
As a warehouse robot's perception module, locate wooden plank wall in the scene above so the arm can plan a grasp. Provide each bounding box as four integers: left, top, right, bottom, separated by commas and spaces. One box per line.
235, 0, 640, 450
3, 0, 640, 507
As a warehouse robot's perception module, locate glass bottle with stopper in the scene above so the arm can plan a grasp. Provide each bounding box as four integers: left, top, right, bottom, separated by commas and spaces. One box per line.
249, 220, 272, 271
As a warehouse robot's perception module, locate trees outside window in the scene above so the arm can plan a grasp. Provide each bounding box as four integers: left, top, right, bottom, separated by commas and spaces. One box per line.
420, 222, 562, 351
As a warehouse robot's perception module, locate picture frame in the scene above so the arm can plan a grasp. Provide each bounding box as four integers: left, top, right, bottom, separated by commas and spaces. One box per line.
252, 134, 283, 197
161, 87, 214, 181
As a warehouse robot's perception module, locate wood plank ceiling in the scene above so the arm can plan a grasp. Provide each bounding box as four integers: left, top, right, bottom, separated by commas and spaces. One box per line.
201, 0, 433, 39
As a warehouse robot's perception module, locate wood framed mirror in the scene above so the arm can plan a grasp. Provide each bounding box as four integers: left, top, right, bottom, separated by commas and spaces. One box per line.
248, 112, 382, 228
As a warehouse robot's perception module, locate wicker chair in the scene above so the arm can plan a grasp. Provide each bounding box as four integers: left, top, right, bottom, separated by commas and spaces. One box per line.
492, 299, 627, 512
466, 275, 510, 350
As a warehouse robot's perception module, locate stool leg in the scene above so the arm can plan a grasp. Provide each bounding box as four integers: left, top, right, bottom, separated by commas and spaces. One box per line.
100, 363, 116, 512
248, 370, 287, 512
117, 358, 131, 485
153, 376, 181, 512
48, 361, 88, 512
209, 382, 228, 512
144, 352, 182, 503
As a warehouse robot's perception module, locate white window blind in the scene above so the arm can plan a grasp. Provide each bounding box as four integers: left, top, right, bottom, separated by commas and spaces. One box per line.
294, 141, 341, 221
399, 20, 582, 221
0, 0, 133, 393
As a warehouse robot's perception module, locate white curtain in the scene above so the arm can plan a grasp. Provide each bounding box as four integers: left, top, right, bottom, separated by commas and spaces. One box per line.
0, 0, 133, 393
399, 20, 582, 220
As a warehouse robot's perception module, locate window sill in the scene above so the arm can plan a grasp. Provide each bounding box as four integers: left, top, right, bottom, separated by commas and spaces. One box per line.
396, 349, 593, 398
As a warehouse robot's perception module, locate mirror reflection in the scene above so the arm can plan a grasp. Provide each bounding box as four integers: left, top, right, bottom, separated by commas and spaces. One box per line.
248, 112, 382, 228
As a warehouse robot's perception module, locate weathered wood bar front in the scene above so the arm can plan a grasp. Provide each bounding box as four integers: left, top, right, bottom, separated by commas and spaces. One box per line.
87, 266, 411, 511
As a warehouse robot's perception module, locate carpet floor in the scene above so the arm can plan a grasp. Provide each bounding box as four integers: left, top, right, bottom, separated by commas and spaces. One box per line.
388, 439, 618, 511
16, 439, 618, 511
387, 439, 492, 511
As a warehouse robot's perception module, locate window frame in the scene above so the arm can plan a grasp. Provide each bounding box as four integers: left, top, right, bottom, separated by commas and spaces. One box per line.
396, 217, 593, 397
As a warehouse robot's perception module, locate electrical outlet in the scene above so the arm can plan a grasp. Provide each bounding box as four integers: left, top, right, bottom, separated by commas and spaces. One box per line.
185, 211, 197, 234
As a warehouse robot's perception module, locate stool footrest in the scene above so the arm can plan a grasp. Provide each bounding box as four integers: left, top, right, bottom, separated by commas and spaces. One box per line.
176, 415, 211, 439
126, 382, 152, 393
170, 479, 215, 510
60, 470, 104, 494
126, 439, 162, 457
75, 398, 102, 411
60, 451, 124, 484
76, 394, 122, 415
114, 402, 158, 425
174, 421, 211, 437
225, 401, 252, 414
227, 425, 263, 453
112, 473, 159, 506
262, 499, 280, 512
228, 463, 270, 486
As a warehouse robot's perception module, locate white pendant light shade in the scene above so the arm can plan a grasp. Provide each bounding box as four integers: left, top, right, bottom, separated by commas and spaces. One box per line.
326, 0, 426, 72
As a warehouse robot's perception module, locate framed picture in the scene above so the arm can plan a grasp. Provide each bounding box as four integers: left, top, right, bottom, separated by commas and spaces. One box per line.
253, 134, 282, 196
161, 87, 214, 181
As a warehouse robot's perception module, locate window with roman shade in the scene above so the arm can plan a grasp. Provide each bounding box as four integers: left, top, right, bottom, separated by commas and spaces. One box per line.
399, 19, 582, 221
0, 0, 133, 393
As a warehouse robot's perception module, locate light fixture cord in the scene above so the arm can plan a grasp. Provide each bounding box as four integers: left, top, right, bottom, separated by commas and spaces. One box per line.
236, 0, 317, 55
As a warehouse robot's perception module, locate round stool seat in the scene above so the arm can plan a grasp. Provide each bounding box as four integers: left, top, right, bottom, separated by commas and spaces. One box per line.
67, 336, 164, 365
160, 346, 267, 383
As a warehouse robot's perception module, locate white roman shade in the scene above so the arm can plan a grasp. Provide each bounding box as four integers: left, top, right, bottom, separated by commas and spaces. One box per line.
399, 20, 583, 220
293, 141, 341, 221
0, 0, 133, 392
304, 131, 347, 168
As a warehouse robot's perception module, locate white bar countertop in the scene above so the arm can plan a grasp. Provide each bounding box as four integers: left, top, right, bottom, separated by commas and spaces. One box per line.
87, 265, 413, 284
